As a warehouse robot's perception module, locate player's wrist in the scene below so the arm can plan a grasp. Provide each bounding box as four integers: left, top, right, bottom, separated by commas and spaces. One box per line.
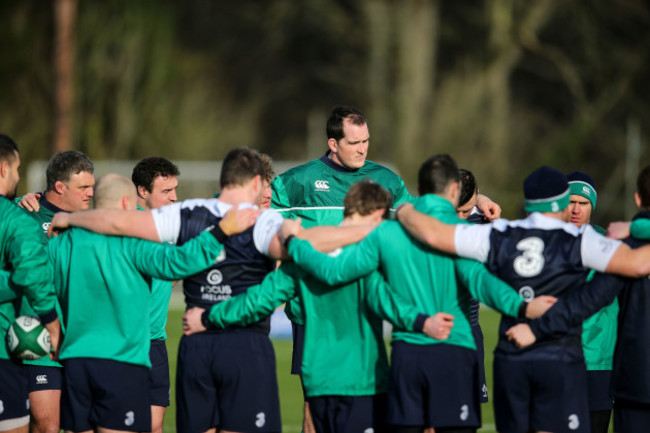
201, 309, 215, 330
283, 234, 296, 250
210, 224, 228, 244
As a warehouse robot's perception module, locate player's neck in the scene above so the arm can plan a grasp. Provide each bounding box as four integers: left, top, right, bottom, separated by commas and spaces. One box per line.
136, 197, 150, 210
218, 187, 255, 206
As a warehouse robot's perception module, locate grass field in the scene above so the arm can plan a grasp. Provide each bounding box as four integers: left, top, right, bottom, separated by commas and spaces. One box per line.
162, 306, 612, 433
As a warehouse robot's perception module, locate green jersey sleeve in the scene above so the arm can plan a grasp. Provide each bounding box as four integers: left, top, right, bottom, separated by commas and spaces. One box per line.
0, 270, 18, 303
363, 271, 421, 331
454, 258, 522, 317
130, 230, 225, 281
284, 295, 304, 325
208, 263, 300, 328
270, 176, 296, 220
288, 234, 380, 285
631, 219, 650, 240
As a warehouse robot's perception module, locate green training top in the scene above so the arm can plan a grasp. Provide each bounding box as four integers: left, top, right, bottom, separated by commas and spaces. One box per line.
207, 262, 424, 397
18, 198, 65, 368
288, 194, 524, 350
0, 197, 57, 360
48, 227, 225, 367
271, 154, 414, 228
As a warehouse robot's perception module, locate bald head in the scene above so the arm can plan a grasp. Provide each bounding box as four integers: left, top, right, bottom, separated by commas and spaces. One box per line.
94, 174, 138, 210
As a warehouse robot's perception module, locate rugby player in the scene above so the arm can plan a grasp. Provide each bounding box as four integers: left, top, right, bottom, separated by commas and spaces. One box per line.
395, 165, 650, 433
0, 135, 61, 433
48, 173, 254, 433
17, 150, 95, 433
281, 155, 556, 433
566, 171, 617, 433
131, 157, 180, 433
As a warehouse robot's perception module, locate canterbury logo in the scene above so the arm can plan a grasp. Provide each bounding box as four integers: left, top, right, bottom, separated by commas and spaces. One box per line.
314, 180, 330, 191
36, 375, 48, 384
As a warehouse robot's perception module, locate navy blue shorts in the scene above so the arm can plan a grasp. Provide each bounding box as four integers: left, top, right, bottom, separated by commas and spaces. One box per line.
614, 399, 650, 433
0, 359, 29, 421
149, 339, 170, 407
61, 358, 150, 432
387, 342, 480, 429
26, 364, 62, 392
587, 370, 613, 411
472, 324, 488, 403
308, 394, 388, 433
291, 322, 304, 376
176, 330, 281, 433
493, 357, 589, 433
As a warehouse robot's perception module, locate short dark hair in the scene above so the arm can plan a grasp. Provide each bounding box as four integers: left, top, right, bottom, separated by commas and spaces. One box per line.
418, 154, 460, 196
458, 169, 478, 207
46, 151, 94, 191
131, 157, 180, 192
343, 180, 392, 219
326, 106, 367, 141
220, 147, 265, 189
0, 134, 19, 163
637, 165, 650, 208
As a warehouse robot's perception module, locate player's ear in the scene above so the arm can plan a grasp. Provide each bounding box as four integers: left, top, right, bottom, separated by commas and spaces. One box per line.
0, 160, 7, 178
54, 180, 66, 194
137, 185, 149, 199
327, 138, 338, 154
635, 192, 642, 209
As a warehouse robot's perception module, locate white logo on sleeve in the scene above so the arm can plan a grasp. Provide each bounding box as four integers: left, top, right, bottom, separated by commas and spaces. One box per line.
514, 237, 545, 277
207, 269, 223, 285
0, 400, 4, 414
125, 411, 135, 426
216, 249, 226, 263
363, 429, 374, 433
255, 412, 266, 428
459, 404, 469, 421
42, 222, 51, 232
568, 414, 580, 430
314, 180, 330, 191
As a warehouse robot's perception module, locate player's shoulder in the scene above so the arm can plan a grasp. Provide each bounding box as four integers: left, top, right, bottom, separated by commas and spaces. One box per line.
1, 198, 41, 233
361, 160, 401, 177
274, 158, 324, 182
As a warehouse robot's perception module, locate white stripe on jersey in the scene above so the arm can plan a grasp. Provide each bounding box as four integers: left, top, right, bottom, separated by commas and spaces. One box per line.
151, 198, 282, 256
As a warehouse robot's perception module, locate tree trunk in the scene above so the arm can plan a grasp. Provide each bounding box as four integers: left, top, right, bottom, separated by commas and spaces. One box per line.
53, 0, 77, 154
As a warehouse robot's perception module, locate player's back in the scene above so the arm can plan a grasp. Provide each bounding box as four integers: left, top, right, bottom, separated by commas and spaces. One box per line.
156, 198, 277, 333
480, 214, 594, 361
48, 228, 155, 367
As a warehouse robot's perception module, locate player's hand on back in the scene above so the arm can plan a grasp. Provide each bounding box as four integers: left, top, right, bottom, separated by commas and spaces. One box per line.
219, 204, 260, 236
182, 307, 207, 336
476, 194, 501, 221
422, 312, 454, 340
505, 323, 536, 349
279, 217, 304, 244
17, 192, 41, 212
606, 221, 631, 240
48, 212, 70, 238
524, 295, 557, 319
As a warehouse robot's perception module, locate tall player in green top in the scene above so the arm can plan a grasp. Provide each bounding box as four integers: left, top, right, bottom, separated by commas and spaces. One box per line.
271, 106, 502, 431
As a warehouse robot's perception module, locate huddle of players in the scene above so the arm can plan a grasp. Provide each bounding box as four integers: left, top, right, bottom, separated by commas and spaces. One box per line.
2, 104, 650, 433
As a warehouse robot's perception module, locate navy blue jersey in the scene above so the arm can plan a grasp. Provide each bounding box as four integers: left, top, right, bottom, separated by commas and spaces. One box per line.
152, 199, 281, 333
455, 213, 621, 361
